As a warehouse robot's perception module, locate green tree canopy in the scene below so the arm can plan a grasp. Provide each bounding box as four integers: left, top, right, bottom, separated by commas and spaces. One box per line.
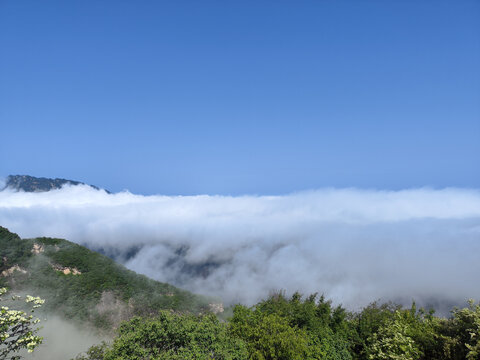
103, 311, 247, 360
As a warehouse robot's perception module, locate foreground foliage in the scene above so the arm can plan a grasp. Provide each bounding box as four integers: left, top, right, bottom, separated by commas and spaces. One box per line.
95, 312, 247, 360
230, 292, 352, 360
0, 288, 44, 360
76, 293, 480, 360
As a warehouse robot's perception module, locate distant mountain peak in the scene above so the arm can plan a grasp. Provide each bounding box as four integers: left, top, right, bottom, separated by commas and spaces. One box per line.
2, 175, 110, 193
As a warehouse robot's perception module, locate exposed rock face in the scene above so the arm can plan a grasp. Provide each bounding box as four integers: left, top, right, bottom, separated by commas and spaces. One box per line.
63, 268, 81, 275
32, 243, 45, 254
51, 263, 82, 275
1, 265, 27, 277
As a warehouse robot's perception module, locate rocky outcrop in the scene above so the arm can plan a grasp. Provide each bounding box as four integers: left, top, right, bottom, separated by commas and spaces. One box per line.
51, 263, 82, 275
1, 265, 27, 277
32, 243, 44, 254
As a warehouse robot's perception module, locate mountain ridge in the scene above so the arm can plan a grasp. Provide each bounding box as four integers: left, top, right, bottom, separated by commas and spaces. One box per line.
2, 175, 110, 193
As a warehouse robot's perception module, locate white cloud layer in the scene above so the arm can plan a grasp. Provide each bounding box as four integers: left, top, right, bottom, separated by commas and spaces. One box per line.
1, 185, 480, 310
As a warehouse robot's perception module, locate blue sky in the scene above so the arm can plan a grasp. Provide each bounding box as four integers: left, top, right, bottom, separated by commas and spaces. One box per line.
1, 0, 479, 195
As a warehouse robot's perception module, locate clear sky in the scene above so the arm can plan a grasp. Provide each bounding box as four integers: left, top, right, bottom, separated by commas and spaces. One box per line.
1, 0, 479, 195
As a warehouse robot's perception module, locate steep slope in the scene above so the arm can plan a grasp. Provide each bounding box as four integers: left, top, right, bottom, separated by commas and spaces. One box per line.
0, 226, 211, 330
2, 175, 110, 193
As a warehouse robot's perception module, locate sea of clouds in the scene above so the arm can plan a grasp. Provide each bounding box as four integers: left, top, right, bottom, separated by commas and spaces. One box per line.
1, 185, 479, 310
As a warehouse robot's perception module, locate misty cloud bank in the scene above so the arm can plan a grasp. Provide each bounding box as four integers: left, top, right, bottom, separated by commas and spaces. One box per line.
1, 185, 479, 310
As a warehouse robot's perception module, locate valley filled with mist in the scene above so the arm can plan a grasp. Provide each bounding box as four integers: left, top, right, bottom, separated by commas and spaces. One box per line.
1, 176, 480, 360
1, 179, 479, 312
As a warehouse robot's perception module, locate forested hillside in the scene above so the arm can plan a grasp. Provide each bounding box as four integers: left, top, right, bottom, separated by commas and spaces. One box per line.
0, 227, 211, 330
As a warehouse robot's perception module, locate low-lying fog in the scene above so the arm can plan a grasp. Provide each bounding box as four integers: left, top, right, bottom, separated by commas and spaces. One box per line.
21, 316, 107, 360
1, 185, 479, 310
